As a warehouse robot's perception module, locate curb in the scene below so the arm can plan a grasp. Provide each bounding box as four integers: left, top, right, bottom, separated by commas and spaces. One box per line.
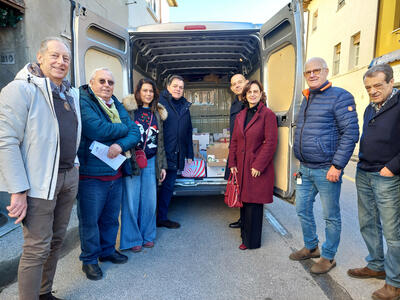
0, 225, 79, 292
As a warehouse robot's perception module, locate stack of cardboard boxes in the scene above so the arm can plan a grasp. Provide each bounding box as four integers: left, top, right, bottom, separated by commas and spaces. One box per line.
192, 132, 229, 178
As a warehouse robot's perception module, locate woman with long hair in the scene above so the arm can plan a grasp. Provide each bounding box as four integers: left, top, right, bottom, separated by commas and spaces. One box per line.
120, 78, 168, 252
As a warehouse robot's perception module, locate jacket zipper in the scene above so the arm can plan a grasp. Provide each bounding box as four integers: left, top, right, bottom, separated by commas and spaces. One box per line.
299, 94, 313, 162
44, 79, 59, 200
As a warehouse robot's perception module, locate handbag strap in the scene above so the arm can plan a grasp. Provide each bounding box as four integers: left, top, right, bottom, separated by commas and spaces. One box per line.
141, 112, 154, 150
232, 172, 237, 184
227, 172, 238, 184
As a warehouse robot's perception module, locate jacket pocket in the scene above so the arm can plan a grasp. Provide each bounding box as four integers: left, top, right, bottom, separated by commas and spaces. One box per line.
317, 137, 334, 156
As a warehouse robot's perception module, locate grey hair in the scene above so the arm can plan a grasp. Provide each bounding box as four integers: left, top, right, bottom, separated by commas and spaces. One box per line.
364, 63, 393, 83
38, 37, 71, 56
167, 75, 184, 87
89, 67, 115, 82
305, 57, 328, 69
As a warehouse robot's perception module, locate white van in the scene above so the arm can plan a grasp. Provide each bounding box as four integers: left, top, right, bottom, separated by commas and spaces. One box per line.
72, 0, 304, 202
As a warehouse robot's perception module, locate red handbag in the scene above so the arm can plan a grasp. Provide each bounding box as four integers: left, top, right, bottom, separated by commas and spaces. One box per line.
135, 149, 147, 168
135, 112, 153, 169
224, 172, 242, 208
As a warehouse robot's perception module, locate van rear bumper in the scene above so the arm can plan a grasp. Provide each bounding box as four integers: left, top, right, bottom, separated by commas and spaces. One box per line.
172, 178, 227, 196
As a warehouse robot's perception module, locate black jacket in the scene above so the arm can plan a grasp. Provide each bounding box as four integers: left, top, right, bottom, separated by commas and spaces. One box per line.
229, 95, 245, 139
159, 89, 194, 170
358, 90, 400, 174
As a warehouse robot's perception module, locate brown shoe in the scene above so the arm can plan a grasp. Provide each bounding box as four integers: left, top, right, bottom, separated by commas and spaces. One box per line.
310, 257, 336, 274
372, 283, 400, 300
347, 266, 386, 280
289, 247, 320, 261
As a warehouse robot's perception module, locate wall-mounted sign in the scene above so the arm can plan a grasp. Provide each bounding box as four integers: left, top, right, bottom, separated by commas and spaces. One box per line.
0, 52, 15, 64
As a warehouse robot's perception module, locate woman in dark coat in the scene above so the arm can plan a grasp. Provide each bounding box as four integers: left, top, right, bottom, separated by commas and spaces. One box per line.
228, 80, 278, 250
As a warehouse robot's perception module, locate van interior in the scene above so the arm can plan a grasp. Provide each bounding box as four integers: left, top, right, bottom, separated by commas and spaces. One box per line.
129, 23, 264, 186
73, 1, 303, 199
131, 23, 262, 132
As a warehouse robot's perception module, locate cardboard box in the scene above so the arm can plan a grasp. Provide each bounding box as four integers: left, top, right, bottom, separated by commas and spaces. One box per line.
207, 165, 226, 177
207, 143, 229, 166
192, 133, 209, 150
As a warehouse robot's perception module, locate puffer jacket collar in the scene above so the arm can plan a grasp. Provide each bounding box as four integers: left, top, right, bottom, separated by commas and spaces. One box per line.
302, 81, 332, 100
123, 93, 168, 121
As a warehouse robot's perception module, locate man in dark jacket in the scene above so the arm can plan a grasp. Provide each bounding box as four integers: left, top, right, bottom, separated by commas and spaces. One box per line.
347, 64, 400, 300
290, 57, 359, 274
157, 75, 194, 228
77, 68, 140, 280
225, 73, 248, 229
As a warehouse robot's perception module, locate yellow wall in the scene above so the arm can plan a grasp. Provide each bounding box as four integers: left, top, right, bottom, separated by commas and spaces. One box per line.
305, 0, 379, 153
375, 0, 400, 56
375, 0, 400, 86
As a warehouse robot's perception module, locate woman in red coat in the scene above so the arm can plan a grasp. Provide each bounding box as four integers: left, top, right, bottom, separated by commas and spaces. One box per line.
228, 80, 278, 250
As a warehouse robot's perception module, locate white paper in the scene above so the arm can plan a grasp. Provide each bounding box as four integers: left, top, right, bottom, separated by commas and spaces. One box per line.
89, 141, 126, 170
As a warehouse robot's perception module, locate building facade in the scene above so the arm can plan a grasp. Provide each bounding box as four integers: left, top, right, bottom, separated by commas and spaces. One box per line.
304, 0, 379, 135
0, 0, 177, 89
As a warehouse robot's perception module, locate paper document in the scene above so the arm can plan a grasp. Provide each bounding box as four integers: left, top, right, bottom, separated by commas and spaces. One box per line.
89, 141, 126, 170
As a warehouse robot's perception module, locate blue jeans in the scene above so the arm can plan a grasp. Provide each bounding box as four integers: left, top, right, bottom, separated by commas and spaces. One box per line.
295, 164, 342, 260
120, 157, 157, 250
157, 169, 177, 221
356, 168, 400, 288
77, 177, 122, 264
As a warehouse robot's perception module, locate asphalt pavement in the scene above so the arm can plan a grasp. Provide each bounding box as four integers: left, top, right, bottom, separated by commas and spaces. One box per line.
0, 161, 384, 300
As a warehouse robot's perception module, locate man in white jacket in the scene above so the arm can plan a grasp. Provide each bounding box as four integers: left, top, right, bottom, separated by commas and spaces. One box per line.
0, 37, 81, 300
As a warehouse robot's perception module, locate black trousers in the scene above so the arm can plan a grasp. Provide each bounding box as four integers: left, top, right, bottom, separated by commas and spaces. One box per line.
240, 202, 264, 249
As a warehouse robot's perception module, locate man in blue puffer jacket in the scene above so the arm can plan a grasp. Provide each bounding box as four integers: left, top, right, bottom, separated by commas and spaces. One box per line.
289, 57, 359, 274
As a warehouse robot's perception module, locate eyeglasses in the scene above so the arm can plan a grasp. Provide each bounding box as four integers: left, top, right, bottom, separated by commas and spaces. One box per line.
303, 68, 324, 77
98, 79, 115, 86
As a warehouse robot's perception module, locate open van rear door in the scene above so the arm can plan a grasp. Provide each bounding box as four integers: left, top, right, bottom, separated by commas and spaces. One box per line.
260, 0, 304, 202
71, 2, 131, 100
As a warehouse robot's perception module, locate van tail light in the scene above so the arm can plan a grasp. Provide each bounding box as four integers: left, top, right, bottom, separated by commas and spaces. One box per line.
184, 25, 206, 30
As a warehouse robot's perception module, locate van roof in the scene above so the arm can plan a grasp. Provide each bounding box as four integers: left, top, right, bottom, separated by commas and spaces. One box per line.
129, 22, 261, 85
132, 22, 261, 32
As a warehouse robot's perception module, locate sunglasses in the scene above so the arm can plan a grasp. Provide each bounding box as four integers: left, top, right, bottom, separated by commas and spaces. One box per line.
98, 79, 115, 86
303, 68, 324, 77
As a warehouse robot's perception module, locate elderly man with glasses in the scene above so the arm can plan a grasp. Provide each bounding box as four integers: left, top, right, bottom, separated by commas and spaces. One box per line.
77, 68, 140, 281
289, 57, 359, 274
